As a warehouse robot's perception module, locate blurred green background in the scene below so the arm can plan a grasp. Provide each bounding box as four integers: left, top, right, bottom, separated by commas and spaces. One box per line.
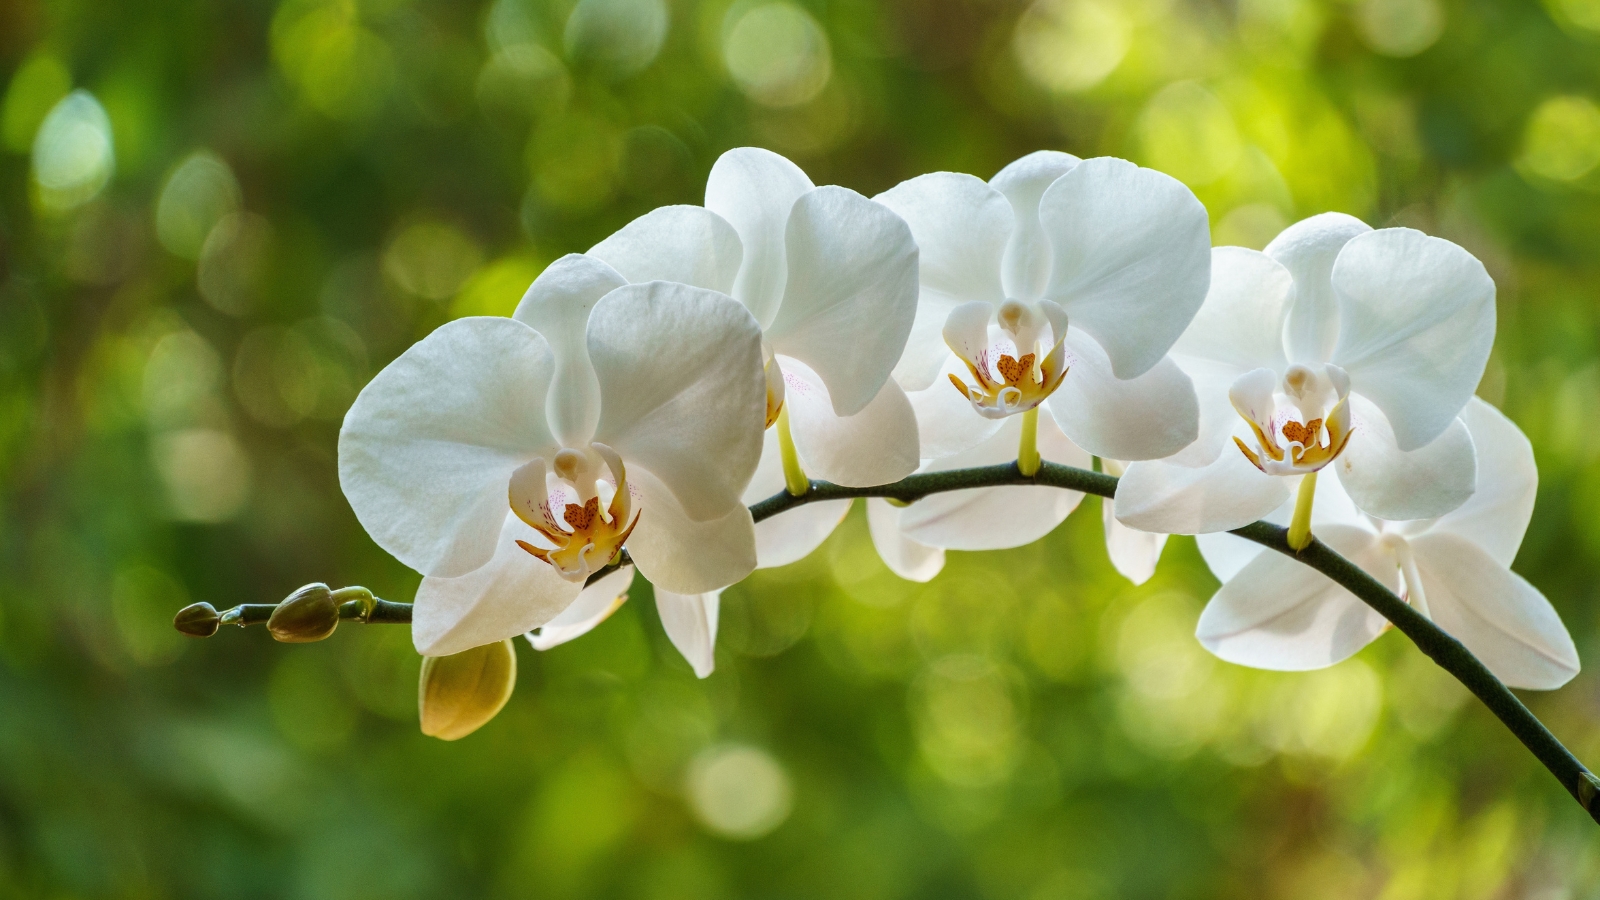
4, 0, 1600, 895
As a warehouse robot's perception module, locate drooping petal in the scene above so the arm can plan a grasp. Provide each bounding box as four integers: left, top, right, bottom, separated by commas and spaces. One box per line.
1046, 327, 1199, 461
412, 512, 584, 656
1335, 395, 1476, 521
626, 466, 757, 594
588, 281, 766, 521
1102, 495, 1167, 585
1194, 471, 1367, 581
704, 147, 815, 327
742, 429, 851, 568
764, 186, 920, 416
527, 567, 636, 650
866, 497, 945, 582
1330, 228, 1496, 451
990, 150, 1082, 300
339, 317, 561, 578
512, 254, 628, 447
1038, 157, 1211, 379
1408, 533, 1578, 690
1114, 432, 1289, 535
1263, 212, 1370, 364
781, 355, 919, 487
587, 205, 744, 294
1171, 247, 1292, 372
897, 413, 1090, 550
874, 173, 1013, 391
1195, 524, 1392, 670
655, 589, 721, 678
1430, 397, 1536, 566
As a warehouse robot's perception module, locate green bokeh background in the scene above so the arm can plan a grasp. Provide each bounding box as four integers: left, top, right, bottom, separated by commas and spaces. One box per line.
4, 0, 1600, 895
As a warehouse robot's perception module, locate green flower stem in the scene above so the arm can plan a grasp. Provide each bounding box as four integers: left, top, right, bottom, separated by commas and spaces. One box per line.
775, 404, 809, 497
184, 461, 1600, 825
1287, 470, 1317, 551
1017, 407, 1041, 477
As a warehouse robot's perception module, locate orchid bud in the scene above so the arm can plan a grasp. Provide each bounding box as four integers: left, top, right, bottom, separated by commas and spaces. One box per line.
267, 583, 340, 643
173, 602, 221, 637
418, 639, 517, 741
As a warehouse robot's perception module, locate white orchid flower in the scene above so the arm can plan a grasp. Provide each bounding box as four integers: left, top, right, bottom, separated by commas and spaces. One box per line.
873, 151, 1210, 468
1190, 398, 1578, 690
517, 147, 919, 677
856, 151, 1207, 578
1115, 215, 1497, 549
338, 256, 767, 657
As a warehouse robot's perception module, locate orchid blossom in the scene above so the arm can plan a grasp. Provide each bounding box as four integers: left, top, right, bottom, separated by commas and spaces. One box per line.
1115, 215, 1496, 549
1190, 398, 1578, 689
855, 151, 1209, 575
517, 147, 919, 677
873, 151, 1210, 470
338, 257, 766, 657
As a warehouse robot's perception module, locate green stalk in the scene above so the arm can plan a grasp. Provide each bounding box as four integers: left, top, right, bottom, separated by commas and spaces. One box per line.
1017, 407, 1041, 477
776, 403, 809, 497
1287, 470, 1317, 551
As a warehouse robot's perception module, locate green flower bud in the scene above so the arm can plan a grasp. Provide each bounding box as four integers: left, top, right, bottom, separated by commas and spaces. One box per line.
418, 639, 517, 741
267, 583, 340, 643
173, 602, 221, 637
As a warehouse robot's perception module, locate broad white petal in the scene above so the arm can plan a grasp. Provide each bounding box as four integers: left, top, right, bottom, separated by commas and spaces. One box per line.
627, 466, 757, 594
512, 253, 628, 447
765, 186, 920, 416
588, 281, 766, 521
1196, 524, 1391, 670
906, 353, 1007, 459
782, 356, 919, 486
898, 414, 1090, 550
412, 512, 583, 656
1264, 212, 1370, 364
339, 317, 560, 578
1430, 397, 1536, 566
874, 173, 1012, 391
866, 498, 945, 582
1103, 495, 1167, 585
1194, 472, 1367, 581
990, 150, 1082, 300
527, 567, 635, 650
1047, 328, 1199, 460
1114, 435, 1289, 535
1335, 395, 1476, 521
873, 172, 1010, 307
1039, 157, 1211, 379
742, 429, 851, 568
1410, 533, 1578, 690
705, 147, 815, 327
1171, 247, 1292, 372
655, 589, 721, 678
587, 205, 743, 294
1330, 228, 1496, 451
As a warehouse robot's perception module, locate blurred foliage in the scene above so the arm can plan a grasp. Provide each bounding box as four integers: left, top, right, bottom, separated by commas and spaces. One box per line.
3, 0, 1600, 896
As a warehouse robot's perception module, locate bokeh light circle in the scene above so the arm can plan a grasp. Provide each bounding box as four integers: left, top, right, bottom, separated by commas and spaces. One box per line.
723, 2, 833, 108
686, 744, 793, 839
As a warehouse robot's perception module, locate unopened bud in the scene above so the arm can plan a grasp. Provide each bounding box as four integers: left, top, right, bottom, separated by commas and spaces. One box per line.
419, 639, 517, 741
173, 602, 221, 637
267, 583, 340, 643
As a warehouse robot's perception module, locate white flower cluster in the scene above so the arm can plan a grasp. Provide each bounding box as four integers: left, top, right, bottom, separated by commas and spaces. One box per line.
339, 148, 1578, 690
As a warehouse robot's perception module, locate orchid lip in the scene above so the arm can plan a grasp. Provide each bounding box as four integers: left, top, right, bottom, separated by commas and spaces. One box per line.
510, 442, 641, 584
1230, 364, 1355, 476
